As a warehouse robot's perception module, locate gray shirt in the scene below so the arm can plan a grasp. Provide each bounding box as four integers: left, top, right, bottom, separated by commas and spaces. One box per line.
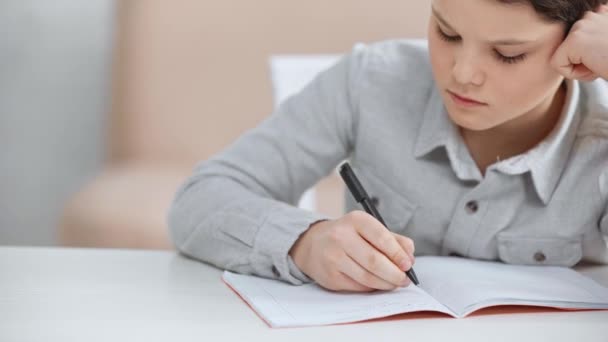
168, 40, 608, 285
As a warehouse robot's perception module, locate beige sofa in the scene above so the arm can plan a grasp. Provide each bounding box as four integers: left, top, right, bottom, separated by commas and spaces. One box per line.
59, 0, 431, 249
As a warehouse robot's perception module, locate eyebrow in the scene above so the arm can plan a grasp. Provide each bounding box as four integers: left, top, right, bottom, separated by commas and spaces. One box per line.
431, 7, 536, 46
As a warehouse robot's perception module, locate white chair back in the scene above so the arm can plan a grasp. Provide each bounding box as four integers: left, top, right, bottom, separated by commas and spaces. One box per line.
269, 55, 341, 211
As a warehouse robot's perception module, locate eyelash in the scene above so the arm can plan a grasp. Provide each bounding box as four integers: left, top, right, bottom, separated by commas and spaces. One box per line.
435, 26, 527, 65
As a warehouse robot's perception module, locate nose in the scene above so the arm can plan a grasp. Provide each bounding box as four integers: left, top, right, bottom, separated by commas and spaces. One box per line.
452, 47, 485, 86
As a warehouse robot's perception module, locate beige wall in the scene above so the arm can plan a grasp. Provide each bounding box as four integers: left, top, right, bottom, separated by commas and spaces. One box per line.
110, 0, 432, 166
58, 1, 433, 246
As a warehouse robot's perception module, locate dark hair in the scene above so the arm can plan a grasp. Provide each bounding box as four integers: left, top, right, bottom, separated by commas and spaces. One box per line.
498, 0, 608, 32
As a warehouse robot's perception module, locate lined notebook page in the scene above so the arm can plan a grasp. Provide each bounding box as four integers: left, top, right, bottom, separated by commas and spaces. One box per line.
223, 271, 453, 328
224, 257, 608, 327
414, 257, 608, 317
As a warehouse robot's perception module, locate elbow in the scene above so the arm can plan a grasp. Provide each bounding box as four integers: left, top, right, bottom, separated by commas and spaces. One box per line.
166, 166, 239, 252
166, 173, 220, 252
167, 199, 191, 252
166, 179, 200, 251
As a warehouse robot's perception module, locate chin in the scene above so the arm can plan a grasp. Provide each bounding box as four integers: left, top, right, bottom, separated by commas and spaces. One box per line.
446, 108, 495, 131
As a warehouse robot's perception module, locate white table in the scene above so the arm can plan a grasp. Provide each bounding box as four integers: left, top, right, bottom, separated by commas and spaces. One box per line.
1, 247, 607, 342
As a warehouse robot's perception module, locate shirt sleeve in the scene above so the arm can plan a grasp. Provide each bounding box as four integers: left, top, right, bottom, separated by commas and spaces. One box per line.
167, 44, 368, 285
599, 168, 608, 238
600, 211, 608, 237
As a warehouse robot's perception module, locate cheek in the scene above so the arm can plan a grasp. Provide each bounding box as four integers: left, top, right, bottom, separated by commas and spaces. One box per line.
490, 62, 562, 110
428, 37, 453, 84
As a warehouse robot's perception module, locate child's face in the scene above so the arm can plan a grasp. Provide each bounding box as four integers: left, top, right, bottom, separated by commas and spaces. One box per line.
428, 0, 567, 131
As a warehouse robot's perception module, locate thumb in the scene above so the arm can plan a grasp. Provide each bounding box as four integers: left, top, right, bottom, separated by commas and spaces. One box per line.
570, 64, 599, 82
551, 34, 584, 79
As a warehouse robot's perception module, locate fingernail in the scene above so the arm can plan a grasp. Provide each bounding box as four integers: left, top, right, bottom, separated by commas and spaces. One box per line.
399, 260, 411, 271
401, 277, 411, 287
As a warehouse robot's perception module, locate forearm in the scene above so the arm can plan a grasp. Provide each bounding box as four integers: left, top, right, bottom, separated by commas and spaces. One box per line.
167, 44, 366, 283
168, 174, 326, 284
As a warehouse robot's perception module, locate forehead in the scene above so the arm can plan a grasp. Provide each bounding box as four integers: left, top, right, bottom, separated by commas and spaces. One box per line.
432, 0, 563, 40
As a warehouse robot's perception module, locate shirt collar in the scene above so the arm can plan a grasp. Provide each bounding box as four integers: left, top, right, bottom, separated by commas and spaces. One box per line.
413, 85, 483, 182
526, 79, 581, 205
413, 80, 581, 205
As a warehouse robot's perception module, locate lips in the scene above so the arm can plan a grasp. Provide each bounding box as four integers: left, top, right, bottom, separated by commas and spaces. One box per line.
448, 90, 487, 106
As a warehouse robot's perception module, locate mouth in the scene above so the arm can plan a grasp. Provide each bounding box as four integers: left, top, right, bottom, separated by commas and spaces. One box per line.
447, 90, 488, 107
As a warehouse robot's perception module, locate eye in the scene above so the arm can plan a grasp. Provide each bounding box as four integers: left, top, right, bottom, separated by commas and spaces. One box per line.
494, 51, 527, 64
437, 24, 528, 65
436, 26, 461, 43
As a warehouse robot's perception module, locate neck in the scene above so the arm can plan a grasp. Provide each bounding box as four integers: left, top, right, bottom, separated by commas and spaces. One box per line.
461, 81, 567, 174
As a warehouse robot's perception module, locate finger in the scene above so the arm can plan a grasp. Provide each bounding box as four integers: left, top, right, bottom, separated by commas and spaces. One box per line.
331, 272, 375, 292
569, 63, 600, 82
392, 233, 416, 265
338, 254, 402, 291
577, 72, 600, 82
343, 233, 408, 287
352, 212, 412, 271
551, 34, 585, 79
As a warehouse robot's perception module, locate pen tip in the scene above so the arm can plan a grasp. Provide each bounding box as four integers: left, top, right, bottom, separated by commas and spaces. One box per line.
407, 269, 420, 286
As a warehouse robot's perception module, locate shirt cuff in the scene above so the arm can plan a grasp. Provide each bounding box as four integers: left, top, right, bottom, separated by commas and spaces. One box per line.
287, 254, 312, 283
252, 202, 328, 285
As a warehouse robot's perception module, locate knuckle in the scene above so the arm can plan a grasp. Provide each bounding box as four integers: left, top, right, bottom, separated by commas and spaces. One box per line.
571, 27, 587, 40
375, 231, 397, 253
327, 228, 343, 244
348, 210, 367, 222
377, 233, 394, 250
366, 253, 379, 268
390, 250, 407, 265
571, 21, 584, 32
583, 10, 596, 20
323, 249, 342, 266
403, 237, 415, 252
361, 272, 378, 287
582, 12, 592, 21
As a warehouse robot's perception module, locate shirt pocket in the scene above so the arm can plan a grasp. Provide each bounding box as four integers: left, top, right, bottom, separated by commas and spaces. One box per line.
357, 168, 419, 234
496, 233, 583, 267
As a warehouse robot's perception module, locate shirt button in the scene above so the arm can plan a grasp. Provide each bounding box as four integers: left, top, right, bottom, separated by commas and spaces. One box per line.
465, 200, 479, 214
534, 252, 547, 263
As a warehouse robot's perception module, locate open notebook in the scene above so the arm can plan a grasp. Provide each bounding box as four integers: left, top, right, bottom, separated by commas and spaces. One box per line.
223, 256, 608, 328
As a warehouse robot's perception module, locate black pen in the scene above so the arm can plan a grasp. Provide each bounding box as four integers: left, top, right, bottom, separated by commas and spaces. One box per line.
339, 162, 420, 286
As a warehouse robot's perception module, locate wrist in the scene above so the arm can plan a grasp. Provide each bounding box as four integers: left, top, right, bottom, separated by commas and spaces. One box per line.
289, 219, 327, 271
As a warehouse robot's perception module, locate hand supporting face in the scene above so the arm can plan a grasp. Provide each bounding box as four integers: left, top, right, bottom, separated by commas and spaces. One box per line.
551, 5, 608, 81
